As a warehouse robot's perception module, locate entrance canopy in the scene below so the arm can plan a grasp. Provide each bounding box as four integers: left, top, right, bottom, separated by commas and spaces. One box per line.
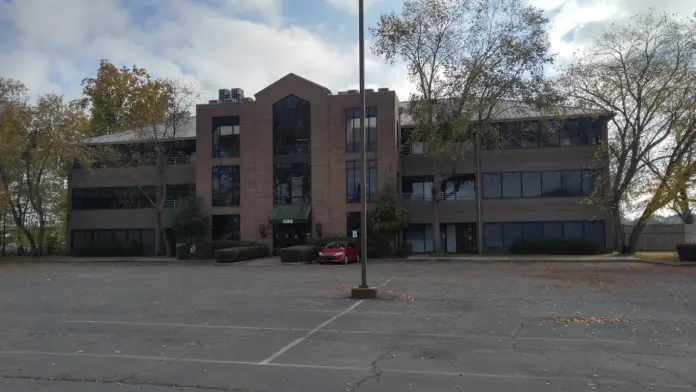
268, 204, 312, 224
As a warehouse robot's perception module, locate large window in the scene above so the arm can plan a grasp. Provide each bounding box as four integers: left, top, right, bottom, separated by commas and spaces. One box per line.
485, 118, 602, 149
483, 221, 606, 249
72, 186, 156, 210
212, 166, 240, 206
71, 229, 156, 256
274, 163, 311, 204
346, 108, 377, 152
483, 170, 599, 199
346, 160, 378, 203
212, 116, 240, 158
402, 175, 475, 200
273, 94, 311, 155
165, 184, 195, 200
212, 215, 240, 241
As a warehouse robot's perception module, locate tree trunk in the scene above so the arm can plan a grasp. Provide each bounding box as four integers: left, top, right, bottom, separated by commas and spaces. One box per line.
625, 219, 648, 255
431, 178, 442, 253
37, 219, 46, 256
157, 210, 171, 257
610, 204, 626, 253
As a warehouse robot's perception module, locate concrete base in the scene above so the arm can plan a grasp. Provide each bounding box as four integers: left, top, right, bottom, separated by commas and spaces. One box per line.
350, 287, 378, 299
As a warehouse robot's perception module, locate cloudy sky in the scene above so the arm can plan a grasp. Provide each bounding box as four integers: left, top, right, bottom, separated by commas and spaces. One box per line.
0, 0, 693, 103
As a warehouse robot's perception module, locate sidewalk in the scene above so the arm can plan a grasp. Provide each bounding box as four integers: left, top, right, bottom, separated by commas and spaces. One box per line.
0, 256, 214, 264
403, 254, 639, 262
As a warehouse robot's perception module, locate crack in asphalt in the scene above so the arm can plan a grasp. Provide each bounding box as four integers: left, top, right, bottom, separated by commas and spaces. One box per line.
616, 354, 696, 389
511, 323, 525, 350
0, 375, 265, 391
345, 351, 389, 392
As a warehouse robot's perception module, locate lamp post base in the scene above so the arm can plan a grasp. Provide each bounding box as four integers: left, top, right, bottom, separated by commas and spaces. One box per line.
351, 286, 378, 300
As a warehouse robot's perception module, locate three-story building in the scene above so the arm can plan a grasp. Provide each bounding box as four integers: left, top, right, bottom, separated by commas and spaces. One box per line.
67, 73, 612, 256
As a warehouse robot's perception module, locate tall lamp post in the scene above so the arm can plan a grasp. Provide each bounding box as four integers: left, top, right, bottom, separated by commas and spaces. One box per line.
351, 0, 377, 299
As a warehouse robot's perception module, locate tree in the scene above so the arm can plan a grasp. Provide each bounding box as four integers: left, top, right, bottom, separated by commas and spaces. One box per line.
372, 0, 557, 252
82, 60, 198, 256
368, 183, 410, 235
1, 78, 104, 255
558, 11, 696, 253
171, 195, 210, 246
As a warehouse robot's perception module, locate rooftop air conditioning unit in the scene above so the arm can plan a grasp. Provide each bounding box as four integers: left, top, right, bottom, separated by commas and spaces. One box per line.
242, 97, 255, 102
347, 89, 359, 94
337, 91, 349, 95
231, 88, 245, 101
208, 100, 221, 104
378, 87, 389, 92
365, 89, 375, 93
218, 89, 231, 102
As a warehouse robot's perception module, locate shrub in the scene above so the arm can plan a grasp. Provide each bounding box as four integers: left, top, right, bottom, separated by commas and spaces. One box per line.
676, 244, 696, 261
394, 243, 413, 257
214, 245, 270, 263
176, 244, 191, 260
307, 236, 352, 247
277, 245, 321, 263
196, 240, 259, 259
509, 237, 599, 255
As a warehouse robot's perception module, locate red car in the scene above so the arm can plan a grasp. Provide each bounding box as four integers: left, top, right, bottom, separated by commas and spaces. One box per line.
317, 241, 360, 264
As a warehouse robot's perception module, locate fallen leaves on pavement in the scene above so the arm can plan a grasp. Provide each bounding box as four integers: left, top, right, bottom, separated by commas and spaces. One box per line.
542, 316, 627, 325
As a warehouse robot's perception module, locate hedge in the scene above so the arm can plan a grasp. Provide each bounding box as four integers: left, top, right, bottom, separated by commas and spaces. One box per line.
509, 237, 599, 255
196, 240, 259, 259
214, 245, 270, 263
277, 245, 321, 263
74, 241, 143, 257
176, 244, 191, 260
676, 244, 696, 261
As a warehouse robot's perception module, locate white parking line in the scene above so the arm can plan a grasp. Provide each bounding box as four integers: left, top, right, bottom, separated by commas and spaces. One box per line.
259, 299, 365, 364
64, 320, 636, 345
0, 350, 690, 389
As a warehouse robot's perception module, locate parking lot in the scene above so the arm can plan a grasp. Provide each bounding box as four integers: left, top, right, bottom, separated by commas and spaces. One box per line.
0, 260, 695, 391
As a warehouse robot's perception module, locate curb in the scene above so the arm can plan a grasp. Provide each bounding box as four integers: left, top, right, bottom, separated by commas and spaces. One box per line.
634, 258, 696, 267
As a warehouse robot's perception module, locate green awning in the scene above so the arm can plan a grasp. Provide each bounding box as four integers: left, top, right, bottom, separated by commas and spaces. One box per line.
268, 204, 312, 224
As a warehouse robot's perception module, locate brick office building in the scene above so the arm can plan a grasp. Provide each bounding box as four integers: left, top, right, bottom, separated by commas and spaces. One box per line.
67, 73, 613, 256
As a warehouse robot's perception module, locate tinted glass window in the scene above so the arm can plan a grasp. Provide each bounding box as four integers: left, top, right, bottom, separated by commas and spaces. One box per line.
483, 173, 502, 199
542, 222, 563, 238
273, 95, 311, 155
483, 223, 503, 248
501, 173, 521, 198
582, 171, 598, 196
346, 108, 377, 152
541, 172, 562, 196
563, 222, 584, 238
212, 166, 240, 206
346, 160, 378, 203
584, 221, 606, 248
211, 215, 240, 241
503, 223, 523, 248
523, 222, 543, 238
561, 171, 583, 196
521, 172, 541, 197
212, 116, 240, 158
274, 163, 311, 205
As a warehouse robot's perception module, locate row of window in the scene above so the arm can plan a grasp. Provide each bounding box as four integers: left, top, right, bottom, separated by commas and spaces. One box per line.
346, 108, 377, 153
71, 229, 156, 256
483, 221, 606, 249
483, 170, 599, 199
347, 160, 378, 203
72, 186, 156, 210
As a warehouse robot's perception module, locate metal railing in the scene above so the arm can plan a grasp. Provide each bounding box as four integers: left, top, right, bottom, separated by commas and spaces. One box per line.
400, 141, 473, 155
165, 154, 196, 165
400, 192, 475, 201
162, 199, 181, 208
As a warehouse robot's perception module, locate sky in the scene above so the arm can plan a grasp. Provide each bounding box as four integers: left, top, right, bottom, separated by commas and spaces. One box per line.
0, 0, 693, 103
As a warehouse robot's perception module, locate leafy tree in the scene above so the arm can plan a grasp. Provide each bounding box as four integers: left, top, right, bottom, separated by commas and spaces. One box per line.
171, 195, 210, 246
82, 60, 198, 256
371, 0, 557, 252
1, 78, 104, 255
558, 11, 696, 253
368, 184, 410, 235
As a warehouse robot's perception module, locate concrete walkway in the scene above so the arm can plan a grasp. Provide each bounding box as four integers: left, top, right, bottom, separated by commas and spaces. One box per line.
404, 254, 639, 262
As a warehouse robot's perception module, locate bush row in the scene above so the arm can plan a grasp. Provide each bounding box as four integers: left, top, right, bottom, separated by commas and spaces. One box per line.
509, 237, 599, 255
214, 245, 270, 263
196, 240, 259, 259
676, 244, 696, 261
73, 241, 144, 257
278, 245, 322, 263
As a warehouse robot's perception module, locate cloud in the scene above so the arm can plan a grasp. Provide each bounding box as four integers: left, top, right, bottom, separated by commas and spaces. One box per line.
0, 0, 412, 103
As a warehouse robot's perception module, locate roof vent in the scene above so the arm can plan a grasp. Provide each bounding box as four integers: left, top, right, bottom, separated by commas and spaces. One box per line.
378, 87, 389, 92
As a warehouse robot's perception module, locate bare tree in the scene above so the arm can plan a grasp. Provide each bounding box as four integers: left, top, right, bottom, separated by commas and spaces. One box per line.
558, 11, 696, 253
372, 0, 557, 252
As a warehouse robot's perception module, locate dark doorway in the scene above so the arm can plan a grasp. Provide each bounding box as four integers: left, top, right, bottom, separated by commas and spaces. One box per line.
273, 223, 312, 253
456, 223, 477, 253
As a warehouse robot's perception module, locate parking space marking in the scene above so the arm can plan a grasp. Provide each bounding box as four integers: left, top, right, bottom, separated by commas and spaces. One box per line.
65, 320, 308, 332
259, 299, 365, 364
0, 350, 691, 389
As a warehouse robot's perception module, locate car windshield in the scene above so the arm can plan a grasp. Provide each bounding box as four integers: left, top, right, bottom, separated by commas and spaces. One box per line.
324, 242, 346, 249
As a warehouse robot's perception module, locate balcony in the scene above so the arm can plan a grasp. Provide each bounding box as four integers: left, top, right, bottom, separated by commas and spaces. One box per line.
400, 191, 475, 201
163, 199, 181, 209
165, 153, 196, 165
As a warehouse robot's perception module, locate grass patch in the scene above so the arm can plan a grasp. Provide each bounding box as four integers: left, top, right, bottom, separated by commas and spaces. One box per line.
635, 252, 680, 263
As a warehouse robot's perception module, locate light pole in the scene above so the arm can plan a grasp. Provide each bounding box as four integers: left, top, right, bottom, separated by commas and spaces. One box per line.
358, 0, 368, 289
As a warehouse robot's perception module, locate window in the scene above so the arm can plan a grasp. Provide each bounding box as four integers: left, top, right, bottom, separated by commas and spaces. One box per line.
71, 186, 155, 210
70, 229, 155, 256
274, 163, 311, 204
541, 171, 562, 196
211, 215, 240, 241
501, 173, 521, 198
166, 184, 195, 200
346, 160, 378, 203
273, 94, 311, 155
561, 171, 583, 196
502, 122, 541, 148
346, 212, 361, 237
346, 108, 377, 152
211, 166, 240, 206
583, 171, 599, 196
521, 172, 542, 197
402, 176, 434, 200
441, 175, 476, 200
482, 173, 502, 199
483, 220, 606, 249
212, 116, 240, 158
